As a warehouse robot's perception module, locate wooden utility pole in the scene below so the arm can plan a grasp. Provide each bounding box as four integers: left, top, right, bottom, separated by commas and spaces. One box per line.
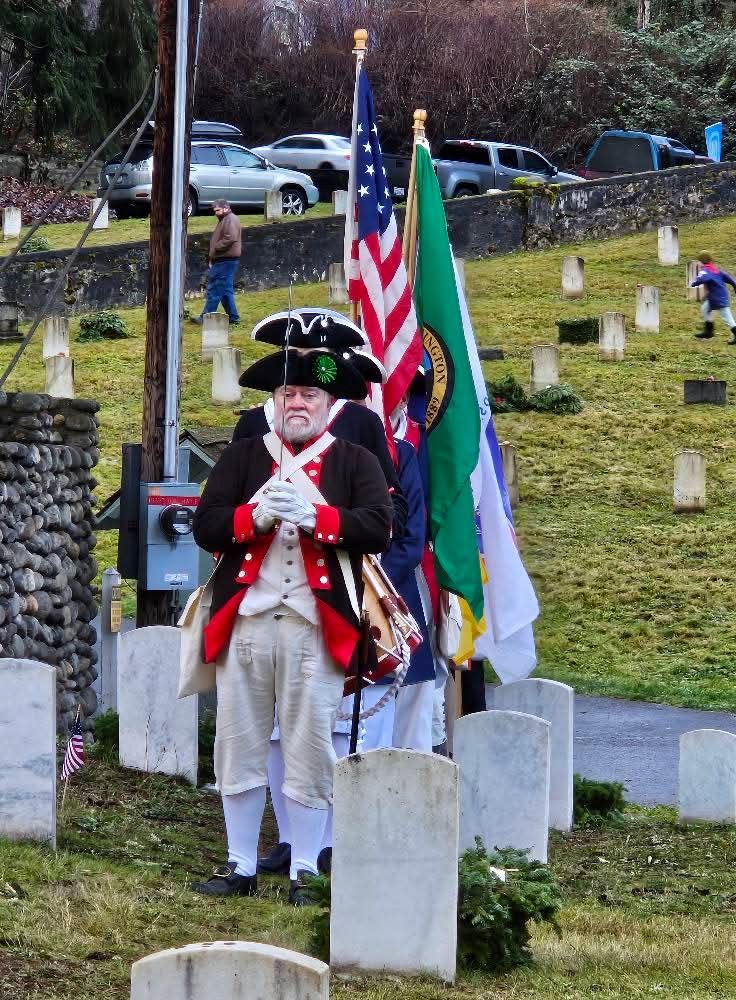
138, 0, 199, 627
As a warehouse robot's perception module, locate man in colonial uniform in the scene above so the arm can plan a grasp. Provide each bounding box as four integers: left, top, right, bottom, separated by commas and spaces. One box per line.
191, 347, 392, 905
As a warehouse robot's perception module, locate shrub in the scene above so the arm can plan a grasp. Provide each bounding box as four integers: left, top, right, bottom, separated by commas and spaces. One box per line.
529, 383, 584, 414
78, 311, 130, 342
487, 374, 530, 414
457, 839, 562, 973
93, 709, 119, 762
18, 234, 51, 254
574, 774, 627, 825
306, 839, 563, 973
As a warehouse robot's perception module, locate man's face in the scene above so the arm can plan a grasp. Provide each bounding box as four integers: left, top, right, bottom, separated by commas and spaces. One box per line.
274, 385, 332, 443
213, 204, 230, 220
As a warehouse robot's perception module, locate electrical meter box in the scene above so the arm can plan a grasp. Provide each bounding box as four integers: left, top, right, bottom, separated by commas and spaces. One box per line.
139, 482, 200, 590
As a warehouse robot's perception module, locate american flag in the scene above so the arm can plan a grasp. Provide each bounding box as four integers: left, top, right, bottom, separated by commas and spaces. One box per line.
344, 66, 423, 441
61, 716, 85, 780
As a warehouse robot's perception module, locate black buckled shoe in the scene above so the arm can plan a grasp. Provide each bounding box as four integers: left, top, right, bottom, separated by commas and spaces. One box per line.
317, 847, 332, 876
191, 862, 258, 897
289, 869, 318, 907
257, 841, 292, 875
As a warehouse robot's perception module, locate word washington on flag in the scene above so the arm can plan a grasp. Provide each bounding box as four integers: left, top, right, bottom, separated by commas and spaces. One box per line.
61, 716, 85, 780
343, 65, 423, 435
413, 142, 539, 679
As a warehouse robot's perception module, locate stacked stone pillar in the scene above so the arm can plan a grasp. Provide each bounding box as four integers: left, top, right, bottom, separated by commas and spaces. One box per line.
0, 392, 100, 732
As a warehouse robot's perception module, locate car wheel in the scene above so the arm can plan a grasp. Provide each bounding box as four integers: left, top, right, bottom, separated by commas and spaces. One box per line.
281, 187, 307, 216
453, 185, 478, 198
187, 188, 199, 217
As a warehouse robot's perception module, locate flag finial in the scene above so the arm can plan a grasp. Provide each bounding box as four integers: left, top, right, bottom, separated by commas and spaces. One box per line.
353, 28, 368, 53
413, 109, 427, 134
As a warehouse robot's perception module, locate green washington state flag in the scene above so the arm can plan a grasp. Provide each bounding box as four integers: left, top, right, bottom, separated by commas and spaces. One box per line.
413, 142, 484, 619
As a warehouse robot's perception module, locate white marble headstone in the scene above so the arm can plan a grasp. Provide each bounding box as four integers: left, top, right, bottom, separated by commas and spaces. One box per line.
679, 729, 736, 823
455, 709, 550, 862
330, 749, 458, 982
118, 626, 197, 784
201, 312, 229, 361
489, 680, 573, 831
131, 942, 329, 1000
0, 659, 56, 846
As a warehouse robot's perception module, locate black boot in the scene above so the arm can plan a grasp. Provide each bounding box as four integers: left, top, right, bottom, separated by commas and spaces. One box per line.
317, 846, 332, 875
256, 841, 291, 875
191, 862, 258, 897
695, 320, 715, 339
729, 326, 736, 345
289, 869, 319, 907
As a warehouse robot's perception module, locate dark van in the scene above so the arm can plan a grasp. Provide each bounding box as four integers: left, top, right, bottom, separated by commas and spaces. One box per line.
581, 130, 708, 179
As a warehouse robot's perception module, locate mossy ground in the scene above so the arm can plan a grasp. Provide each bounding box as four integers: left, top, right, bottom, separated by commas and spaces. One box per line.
1, 754, 736, 999
2, 213, 736, 708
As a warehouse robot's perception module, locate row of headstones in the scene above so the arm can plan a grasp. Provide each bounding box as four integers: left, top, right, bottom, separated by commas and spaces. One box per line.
2, 201, 110, 240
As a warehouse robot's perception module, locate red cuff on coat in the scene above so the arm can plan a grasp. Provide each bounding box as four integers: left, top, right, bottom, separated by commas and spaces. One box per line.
233, 503, 256, 543
313, 505, 341, 544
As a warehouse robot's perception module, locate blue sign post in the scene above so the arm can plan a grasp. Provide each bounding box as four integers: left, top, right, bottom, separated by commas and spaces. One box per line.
705, 122, 724, 162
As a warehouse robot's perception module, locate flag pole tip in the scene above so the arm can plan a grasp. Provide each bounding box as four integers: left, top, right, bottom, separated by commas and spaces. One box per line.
353, 28, 368, 50
413, 109, 428, 125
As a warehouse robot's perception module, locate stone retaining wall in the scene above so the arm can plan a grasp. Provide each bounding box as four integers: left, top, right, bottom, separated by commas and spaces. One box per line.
2, 160, 736, 319
0, 392, 99, 732
0, 152, 102, 190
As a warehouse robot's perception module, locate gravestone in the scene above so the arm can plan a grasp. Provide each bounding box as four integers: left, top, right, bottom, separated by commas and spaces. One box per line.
561, 255, 585, 299
264, 191, 283, 220
2, 206, 21, 241
686, 260, 706, 302
530, 344, 560, 394
211, 346, 242, 405
454, 710, 550, 862
0, 660, 56, 846
658, 225, 679, 266
635, 285, 660, 333
131, 942, 329, 1000
43, 315, 70, 362
118, 626, 198, 784
599, 312, 625, 361
328, 263, 348, 305
0, 301, 21, 342
45, 355, 75, 397
90, 197, 109, 230
684, 379, 727, 405
201, 312, 229, 361
330, 750, 458, 982
489, 680, 573, 831
674, 449, 706, 513
332, 189, 348, 215
679, 729, 736, 823
500, 441, 519, 509
92, 567, 122, 715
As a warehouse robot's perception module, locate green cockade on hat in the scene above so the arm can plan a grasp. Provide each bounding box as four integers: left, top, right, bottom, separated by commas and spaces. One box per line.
313, 354, 338, 385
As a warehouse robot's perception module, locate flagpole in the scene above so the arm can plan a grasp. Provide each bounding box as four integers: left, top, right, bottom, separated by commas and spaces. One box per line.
401, 108, 427, 287
60, 705, 81, 814
346, 28, 368, 326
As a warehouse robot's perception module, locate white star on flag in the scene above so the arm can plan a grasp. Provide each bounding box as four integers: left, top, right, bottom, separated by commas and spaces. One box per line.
363, 142, 371, 153
357, 123, 363, 134
366, 164, 375, 176
358, 184, 369, 196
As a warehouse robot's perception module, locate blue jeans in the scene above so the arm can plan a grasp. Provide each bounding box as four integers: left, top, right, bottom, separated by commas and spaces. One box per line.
201, 258, 240, 321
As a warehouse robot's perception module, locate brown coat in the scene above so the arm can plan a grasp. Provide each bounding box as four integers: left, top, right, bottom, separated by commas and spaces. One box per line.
209, 210, 242, 261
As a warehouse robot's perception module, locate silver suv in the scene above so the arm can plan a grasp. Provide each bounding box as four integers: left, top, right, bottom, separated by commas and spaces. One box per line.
100, 140, 320, 217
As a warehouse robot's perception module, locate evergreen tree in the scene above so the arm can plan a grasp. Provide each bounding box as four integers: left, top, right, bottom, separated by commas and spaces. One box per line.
94, 0, 156, 127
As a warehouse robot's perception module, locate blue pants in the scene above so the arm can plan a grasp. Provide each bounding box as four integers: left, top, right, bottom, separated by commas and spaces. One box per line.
200, 258, 240, 321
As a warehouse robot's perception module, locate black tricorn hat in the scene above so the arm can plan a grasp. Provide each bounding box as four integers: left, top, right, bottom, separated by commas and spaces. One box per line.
239, 348, 368, 399
251, 308, 367, 349
338, 348, 386, 384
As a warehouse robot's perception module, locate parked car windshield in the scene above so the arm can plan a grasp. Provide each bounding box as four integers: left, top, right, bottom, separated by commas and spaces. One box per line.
436, 143, 491, 165
589, 136, 653, 173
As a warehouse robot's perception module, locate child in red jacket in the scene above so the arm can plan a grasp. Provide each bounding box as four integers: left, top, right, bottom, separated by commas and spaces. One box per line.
692, 251, 736, 344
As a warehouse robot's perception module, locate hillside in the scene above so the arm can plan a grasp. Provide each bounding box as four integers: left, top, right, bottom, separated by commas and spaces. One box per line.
2, 212, 736, 710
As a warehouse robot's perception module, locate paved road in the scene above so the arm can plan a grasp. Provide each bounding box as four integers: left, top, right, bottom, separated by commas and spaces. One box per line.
573, 694, 736, 806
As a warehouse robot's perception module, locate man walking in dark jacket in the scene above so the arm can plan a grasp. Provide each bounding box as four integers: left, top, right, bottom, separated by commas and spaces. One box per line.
192, 199, 242, 325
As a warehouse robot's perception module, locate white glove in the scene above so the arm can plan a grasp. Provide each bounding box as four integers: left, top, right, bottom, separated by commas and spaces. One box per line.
263, 483, 317, 532
253, 499, 278, 534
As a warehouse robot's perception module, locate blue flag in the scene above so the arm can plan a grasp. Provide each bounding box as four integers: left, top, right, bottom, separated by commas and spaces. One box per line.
705, 122, 724, 162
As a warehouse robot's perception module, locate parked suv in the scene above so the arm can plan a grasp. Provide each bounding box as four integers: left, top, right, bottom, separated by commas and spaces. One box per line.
430, 140, 581, 198
581, 130, 710, 179
100, 139, 319, 217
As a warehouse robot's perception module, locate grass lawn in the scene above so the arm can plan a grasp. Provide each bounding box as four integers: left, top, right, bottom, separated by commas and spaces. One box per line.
2, 213, 736, 710
1, 754, 735, 999
0, 202, 332, 256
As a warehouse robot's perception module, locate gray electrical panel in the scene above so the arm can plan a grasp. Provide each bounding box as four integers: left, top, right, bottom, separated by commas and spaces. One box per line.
138, 482, 200, 590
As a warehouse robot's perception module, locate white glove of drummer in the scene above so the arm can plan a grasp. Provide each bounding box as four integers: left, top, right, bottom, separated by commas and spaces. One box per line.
263, 482, 317, 532
253, 498, 278, 534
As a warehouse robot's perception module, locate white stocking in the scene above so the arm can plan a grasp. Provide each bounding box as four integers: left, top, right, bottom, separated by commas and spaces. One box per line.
267, 740, 291, 844
285, 796, 329, 879
221, 785, 267, 877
